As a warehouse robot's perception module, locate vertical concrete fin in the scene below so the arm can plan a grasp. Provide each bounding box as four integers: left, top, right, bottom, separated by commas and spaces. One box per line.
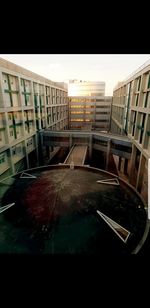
148, 158, 150, 220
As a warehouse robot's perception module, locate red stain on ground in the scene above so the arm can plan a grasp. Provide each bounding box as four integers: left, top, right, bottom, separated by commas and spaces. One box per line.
21, 176, 58, 224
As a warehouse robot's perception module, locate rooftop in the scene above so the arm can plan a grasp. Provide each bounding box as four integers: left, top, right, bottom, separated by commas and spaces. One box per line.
0, 57, 68, 91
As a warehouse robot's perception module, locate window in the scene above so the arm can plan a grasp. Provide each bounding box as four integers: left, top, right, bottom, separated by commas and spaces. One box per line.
46, 96, 49, 105
34, 95, 38, 106
135, 94, 139, 107
139, 114, 146, 144
27, 138, 33, 146
144, 92, 150, 108
96, 112, 108, 115
17, 146, 22, 154
96, 119, 108, 122
147, 74, 150, 89
10, 130, 14, 137
0, 154, 5, 164
138, 77, 141, 91
12, 147, 16, 155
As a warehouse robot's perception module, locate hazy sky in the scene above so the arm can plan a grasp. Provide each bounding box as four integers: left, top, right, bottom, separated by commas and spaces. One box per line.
1, 54, 150, 95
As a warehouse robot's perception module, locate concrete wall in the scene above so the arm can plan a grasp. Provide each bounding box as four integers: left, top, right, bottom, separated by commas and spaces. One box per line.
111, 62, 150, 204
0, 58, 68, 180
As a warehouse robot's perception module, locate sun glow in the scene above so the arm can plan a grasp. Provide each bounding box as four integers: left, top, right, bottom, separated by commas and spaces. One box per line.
68, 84, 79, 96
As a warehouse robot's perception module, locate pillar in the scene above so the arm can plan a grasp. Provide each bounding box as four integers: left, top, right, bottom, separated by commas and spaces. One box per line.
89, 134, 92, 160
129, 145, 137, 185
106, 139, 111, 171
69, 134, 73, 149
26, 153, 29, 169
124, 158, 128, 175
136, 154, 146, 192
118, 156, 122, 171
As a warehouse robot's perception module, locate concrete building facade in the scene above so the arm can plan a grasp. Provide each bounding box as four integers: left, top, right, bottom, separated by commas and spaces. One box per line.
68, 80, 112, 131
111, 60, 150, 203
0, 58, 68, 180
69, 96, 112, 131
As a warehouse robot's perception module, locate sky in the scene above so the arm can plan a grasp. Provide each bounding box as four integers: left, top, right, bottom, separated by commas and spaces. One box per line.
0, 54, 150, 95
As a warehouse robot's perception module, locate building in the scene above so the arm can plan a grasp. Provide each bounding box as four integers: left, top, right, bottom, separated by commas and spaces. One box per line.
0, 58, 68, 181
0, 57, 150, 255
69, 96, 112, 131
68, 80, 112, 131
111, 60, 150, 203
68, 80, 105, 96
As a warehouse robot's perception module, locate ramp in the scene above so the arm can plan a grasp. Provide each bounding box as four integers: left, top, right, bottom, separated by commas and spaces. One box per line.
64, 145, 88, 165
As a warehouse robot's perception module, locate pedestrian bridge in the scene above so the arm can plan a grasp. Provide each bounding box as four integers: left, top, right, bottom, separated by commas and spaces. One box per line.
41, 130, 132, 161
64, 145, 88, 165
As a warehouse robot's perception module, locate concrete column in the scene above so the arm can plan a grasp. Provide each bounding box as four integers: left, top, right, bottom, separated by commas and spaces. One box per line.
0, 72, 5, 107
26, 152, 29, 169
148, 159, 150, 219
35, 133, 39, 166
129, 144, 137, 185
106, 139, 111, 171
21, 140, 29, 170
43, 85, 47, 128
89, 134, 92, 160
124, 158, 128, 175
118, 156, 122, 171
30, 82, 37, 132
18, 77, 23, 108
0, 73, 10, 145
36, 148, 39, 166
4, 112, 11, 144
69, 134, 72, 149
40, 131, 43, 148
136, 154, 146, 192
36, 84, 41, 130
9, 148, 15, 174
38, 131, 44, 164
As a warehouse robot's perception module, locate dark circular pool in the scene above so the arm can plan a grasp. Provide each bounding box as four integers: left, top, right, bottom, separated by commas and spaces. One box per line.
0, 165, 148, 254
